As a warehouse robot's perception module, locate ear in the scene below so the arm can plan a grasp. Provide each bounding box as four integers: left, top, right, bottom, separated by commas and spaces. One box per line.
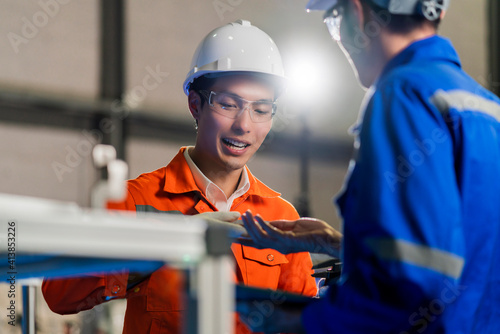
349, 0, 365, 29
188, 91, 202, 121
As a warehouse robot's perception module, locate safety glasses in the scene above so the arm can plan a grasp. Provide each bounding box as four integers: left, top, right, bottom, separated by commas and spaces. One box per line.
199, 90, 277, 123
323, 0, 347, 41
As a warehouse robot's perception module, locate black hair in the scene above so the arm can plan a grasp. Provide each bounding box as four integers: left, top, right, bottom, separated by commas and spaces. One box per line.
187, 75, 218, 129
188, 75, 217, 107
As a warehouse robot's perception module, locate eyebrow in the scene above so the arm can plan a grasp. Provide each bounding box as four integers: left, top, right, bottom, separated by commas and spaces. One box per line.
218, 90, 275, 103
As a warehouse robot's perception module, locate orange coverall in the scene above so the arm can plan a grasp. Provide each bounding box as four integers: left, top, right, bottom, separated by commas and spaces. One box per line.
42, 147, 317, 334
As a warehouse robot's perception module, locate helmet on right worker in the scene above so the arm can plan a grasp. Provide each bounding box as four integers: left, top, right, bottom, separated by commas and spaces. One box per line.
306, 0, 450, 21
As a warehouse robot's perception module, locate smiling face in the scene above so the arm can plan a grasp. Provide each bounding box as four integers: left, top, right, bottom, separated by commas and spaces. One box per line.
188, 74, 275, 177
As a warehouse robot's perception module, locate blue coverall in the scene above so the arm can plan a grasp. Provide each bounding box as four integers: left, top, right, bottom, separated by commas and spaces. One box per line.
303, 36, 500, 333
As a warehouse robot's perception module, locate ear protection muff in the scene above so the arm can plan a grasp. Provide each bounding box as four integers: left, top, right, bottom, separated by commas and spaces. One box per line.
372, 0, 450, 21
419, 0, 446, 21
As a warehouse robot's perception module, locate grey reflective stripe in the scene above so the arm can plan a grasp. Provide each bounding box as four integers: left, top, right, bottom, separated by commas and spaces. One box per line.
135, 205, 182, 215
430, 89, 500, 121
365, 237, 465, 279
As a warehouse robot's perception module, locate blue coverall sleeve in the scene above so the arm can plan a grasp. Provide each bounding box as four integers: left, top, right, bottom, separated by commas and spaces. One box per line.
303, 78, 465, 333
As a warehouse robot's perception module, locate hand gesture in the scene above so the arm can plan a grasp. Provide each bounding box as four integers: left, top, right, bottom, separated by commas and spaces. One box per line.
238, 210, 342, 257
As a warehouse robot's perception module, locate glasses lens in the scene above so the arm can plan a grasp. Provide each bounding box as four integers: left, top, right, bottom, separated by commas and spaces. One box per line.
324, 5, 343, 41
210, 92, 275, 123
249, 101, 276, 123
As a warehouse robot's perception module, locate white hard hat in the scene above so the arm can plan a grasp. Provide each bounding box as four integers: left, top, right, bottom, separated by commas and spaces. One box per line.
306, 0, 449, 21
183, 20, 285, 96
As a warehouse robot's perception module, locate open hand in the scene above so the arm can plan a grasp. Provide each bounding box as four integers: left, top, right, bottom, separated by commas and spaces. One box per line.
238, 210, 342, 257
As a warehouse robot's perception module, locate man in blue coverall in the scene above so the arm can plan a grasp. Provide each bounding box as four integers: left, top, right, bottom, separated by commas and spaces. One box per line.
237, 0, 500, 333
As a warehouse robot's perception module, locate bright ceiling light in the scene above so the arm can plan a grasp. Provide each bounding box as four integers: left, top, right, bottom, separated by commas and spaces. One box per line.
286, 54, 326, 104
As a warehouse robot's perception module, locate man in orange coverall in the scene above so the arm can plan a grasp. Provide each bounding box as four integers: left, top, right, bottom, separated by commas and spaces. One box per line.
42, 20, 317, 334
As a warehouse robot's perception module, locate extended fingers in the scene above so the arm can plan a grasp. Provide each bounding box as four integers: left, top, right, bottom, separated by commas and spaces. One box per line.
241, 211, 266, 241
234, 237, 260, 249
255, 215, 282, 238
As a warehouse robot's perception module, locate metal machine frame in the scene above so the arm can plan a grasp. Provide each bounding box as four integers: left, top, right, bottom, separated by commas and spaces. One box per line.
0, 193, 235, 334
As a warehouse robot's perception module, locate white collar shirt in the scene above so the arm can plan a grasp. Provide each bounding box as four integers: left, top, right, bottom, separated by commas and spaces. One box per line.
183, 146, 250, 212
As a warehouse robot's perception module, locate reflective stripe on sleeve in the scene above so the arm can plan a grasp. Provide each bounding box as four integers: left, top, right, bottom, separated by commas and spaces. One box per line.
430, 89, 500, 121
135, 205, 182, 214
365, 237, 465, 279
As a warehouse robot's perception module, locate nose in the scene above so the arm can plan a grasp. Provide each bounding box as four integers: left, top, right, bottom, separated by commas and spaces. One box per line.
232, 106, 253, 133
